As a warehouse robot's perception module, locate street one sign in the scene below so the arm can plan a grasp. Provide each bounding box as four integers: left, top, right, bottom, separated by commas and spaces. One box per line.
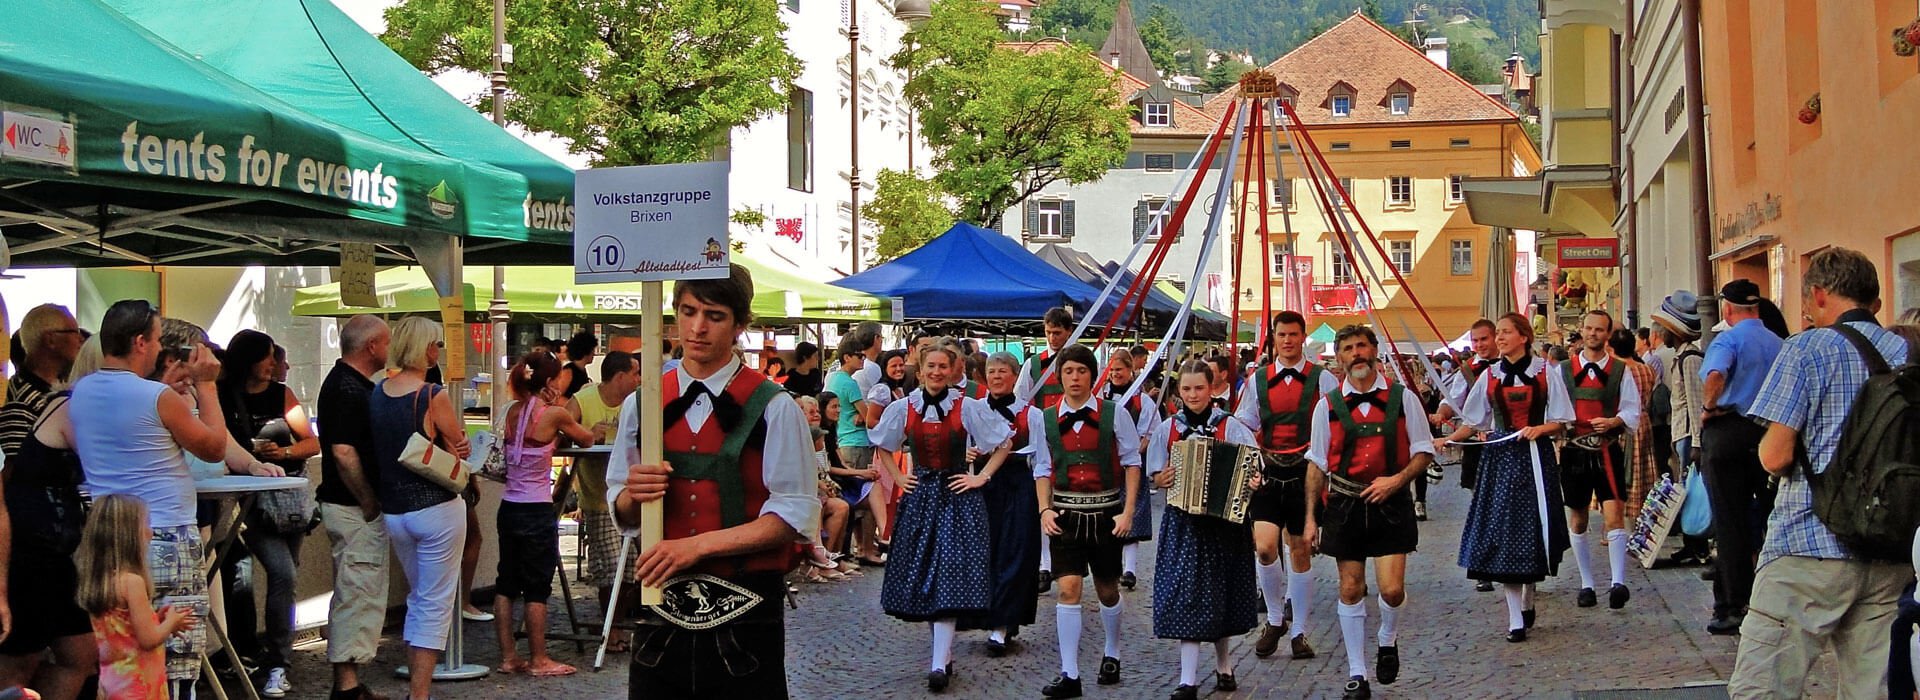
574, 161, 731, 284
1557, 238, 1620, 268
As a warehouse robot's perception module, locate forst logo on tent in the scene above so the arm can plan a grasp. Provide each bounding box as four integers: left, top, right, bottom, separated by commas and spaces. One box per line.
555, 292, 585, 310
427, 180, 458, 220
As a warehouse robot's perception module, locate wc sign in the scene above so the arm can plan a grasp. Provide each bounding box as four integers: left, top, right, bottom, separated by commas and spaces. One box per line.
1, 111, 75, 169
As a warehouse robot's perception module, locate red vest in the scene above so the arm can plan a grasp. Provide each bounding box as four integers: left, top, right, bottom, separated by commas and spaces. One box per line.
1027, 351, 1065, 410
905, 395, 968, 472
1257, 363, 1326, 451
659, 367, 796, 576
1486, 368, 1548, 433
1322, 386, 1412, 483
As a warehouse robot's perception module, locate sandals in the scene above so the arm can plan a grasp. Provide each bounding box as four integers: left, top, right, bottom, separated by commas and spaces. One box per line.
494, 660, 529, 675
528, 662, 578, 677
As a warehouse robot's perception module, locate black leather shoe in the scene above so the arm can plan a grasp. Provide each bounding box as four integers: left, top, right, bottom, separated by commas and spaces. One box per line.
1707, 614, 1744, 636
1701, 566, 1719, 581
1038, 570, 1054, 594
1121, 571, 1137, 591
1609, 583, 1631, 609
1475, 580, 1495, 592
1041, 674, 1082, 698
1097, 656, 1121, 685
1506, 628, 1527, 643
1377, 645, 1399, 684
1522, 608, 1536, 629
1576, 587, 1598, 608
1169, 685, 1198, 700
985, 639, 1007, 657
927, 666, 951, 692
1215, 673, 1237, 692
1343, 676, 1372, 699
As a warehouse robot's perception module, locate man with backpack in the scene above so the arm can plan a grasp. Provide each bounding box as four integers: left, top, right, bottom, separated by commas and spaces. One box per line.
1699, 279, 1784, 636
1730, 248, 1914, 698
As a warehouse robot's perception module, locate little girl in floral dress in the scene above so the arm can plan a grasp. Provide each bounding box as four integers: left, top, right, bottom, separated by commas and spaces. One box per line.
76, 495, 198, 700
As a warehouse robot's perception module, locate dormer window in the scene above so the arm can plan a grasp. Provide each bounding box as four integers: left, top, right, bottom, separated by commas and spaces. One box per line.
1144, 102, 1172, 127
1390, 93, 1411, 115
1325, 81, 1356, 118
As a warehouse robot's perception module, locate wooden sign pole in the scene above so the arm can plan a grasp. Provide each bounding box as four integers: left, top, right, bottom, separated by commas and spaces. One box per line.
638, 281, 665, 605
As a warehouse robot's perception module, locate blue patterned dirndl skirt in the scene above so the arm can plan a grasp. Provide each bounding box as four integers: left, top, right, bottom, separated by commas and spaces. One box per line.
1121, 474, 1154, 541
1151, 506, 1259, 641
882, 469, 992, 622
1458, 434, 1569, 584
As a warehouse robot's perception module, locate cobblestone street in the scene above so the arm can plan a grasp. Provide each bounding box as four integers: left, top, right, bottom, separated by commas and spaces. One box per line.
282, 482, 1821, 699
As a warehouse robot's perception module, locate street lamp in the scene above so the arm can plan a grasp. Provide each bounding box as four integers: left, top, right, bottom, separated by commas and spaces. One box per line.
850, 0, 934, 273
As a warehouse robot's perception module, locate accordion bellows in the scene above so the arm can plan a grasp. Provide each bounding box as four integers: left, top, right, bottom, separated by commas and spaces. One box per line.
1167, 437, 1262, 524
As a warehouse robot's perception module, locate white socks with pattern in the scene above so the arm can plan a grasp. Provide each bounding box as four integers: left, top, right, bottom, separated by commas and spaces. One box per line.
1377, 597, 1402, 647
1101, 599, 1124, 658
1289, 570, 1314, 638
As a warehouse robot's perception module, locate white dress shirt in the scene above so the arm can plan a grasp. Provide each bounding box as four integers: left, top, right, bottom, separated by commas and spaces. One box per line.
1460, 357, 1578, 432
1027, 395, 1143, 479
606, 357, 820, 539
1144, 409, 1258, 476
1233, 357, 1342, 434
1305, 375, 1437, 472
868, 388, 1013, 457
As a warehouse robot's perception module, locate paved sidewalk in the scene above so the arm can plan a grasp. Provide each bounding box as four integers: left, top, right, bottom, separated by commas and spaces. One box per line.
278, 482, 1855, 698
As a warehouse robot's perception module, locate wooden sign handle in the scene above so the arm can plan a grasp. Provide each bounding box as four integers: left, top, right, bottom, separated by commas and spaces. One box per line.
639, 281, 665, 605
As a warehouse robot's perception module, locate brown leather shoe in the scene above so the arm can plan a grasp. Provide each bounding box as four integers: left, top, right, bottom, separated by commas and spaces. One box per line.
1253, 623, 1287, 658
1291, 635, 1317, 659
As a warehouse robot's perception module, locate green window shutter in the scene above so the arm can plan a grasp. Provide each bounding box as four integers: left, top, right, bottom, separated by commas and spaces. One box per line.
1062, 200, 1076, 239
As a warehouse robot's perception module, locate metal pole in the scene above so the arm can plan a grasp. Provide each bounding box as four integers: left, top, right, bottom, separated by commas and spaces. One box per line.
849, 1, 863, 272
1680, 0, 1719, 337
490, 0, 511, 418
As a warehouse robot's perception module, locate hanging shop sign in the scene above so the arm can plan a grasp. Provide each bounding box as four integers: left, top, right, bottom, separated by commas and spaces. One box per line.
1557, 238, 1619, 268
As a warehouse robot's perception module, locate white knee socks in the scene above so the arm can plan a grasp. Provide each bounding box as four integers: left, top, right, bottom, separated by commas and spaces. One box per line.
1256, 560, 1287, 625
1178, 641, 1201, 686
1377, 597, 1402, 647
1101, 599, 1124, 659
931, 619, 956, 672
1570, 529, 1596, 589
1040, 534, 1054, 571
1337, 600, 1368, 679
1214, 638, 1232, 674
1122, 542, 1140, 575
1502, 584, 1526, 630
1606, 528, 1629, 587
1056, 604, 1081, 678
1288, 570, 1314, 638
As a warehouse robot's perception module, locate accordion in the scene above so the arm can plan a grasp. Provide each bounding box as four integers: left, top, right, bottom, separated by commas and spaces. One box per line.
1166, 437, 1262, 524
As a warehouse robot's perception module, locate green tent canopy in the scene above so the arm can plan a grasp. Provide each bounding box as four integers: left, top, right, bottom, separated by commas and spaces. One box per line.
0, 0, 539, 267
293, 260, 899, 325
110, 0, 574, 246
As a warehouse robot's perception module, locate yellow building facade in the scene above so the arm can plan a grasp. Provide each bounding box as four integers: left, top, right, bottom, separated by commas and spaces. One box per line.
1212, 16, 1543, 343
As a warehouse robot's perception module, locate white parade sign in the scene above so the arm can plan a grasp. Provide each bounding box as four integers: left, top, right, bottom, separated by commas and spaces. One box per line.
573, 161, 731, 284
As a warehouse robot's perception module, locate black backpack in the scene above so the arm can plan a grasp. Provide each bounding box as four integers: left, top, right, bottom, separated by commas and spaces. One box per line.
1807, 324, 1920, 562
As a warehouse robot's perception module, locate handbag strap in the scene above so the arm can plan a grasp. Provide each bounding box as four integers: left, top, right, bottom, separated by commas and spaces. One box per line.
413, 383, 443, 447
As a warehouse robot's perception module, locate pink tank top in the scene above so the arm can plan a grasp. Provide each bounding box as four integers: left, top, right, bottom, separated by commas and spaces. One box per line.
504, 401, 559, 504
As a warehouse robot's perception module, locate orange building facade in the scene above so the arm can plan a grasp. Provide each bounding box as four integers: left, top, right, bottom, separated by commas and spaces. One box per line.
1700, 1, 1920, 320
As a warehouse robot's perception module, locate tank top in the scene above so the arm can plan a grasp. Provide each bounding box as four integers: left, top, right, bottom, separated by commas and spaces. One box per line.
504, 400, 559, 504
368, 381, 456, 515
5, 393, 86, 554
224, 382, 305, 474
71, 371, 198, 528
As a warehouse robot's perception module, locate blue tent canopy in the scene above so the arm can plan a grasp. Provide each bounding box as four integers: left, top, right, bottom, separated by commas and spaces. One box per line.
833, 223, 1112, 322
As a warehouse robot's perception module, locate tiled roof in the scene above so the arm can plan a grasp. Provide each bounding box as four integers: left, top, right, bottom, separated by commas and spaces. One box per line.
1203, 13, 1519, 126
999, 39, 1220, 138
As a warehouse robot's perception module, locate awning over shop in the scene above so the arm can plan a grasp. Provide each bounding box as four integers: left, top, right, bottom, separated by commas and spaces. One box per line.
1461, 168, 1616, 239
110, 0, 574, 247
833, 223, 1112, 324
293, 259, 898, 325
0, 0, 543, 268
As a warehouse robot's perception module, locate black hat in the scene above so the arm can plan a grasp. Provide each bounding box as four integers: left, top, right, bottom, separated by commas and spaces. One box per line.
1720, 279, 1763, 307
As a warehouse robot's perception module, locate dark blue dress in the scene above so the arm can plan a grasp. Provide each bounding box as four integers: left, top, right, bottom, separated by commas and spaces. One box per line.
960, 454, 1040, 632
1458, 433, 1569, 583
1152, 507, 1259, 640
882, 474, 992, 621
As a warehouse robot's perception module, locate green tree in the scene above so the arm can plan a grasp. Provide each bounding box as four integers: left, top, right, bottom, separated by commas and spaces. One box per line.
894, 0, 1132, 227
1033, 0, 1115, 38
1138, 4, 1192, 75
1204, 59, 1252, 92
868, 170, 956, 261
381, 0, 802, 166
1447, 39, 1505, 86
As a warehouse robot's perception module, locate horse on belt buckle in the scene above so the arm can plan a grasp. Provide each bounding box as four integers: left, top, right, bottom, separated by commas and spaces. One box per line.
651, 574, 764, 630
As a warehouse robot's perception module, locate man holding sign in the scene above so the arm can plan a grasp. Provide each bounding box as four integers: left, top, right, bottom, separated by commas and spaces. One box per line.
608, 264, 820, 698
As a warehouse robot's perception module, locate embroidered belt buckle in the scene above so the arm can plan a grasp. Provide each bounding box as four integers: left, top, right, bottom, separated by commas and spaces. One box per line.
1054, 488, 1122, 511
648, 574, 765, 630
1326, 474, 1369, 500
1261, 450, 1307, 483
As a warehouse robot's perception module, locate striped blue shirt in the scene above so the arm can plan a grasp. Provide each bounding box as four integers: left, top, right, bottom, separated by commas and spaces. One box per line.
1746, 312, 1909, 565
